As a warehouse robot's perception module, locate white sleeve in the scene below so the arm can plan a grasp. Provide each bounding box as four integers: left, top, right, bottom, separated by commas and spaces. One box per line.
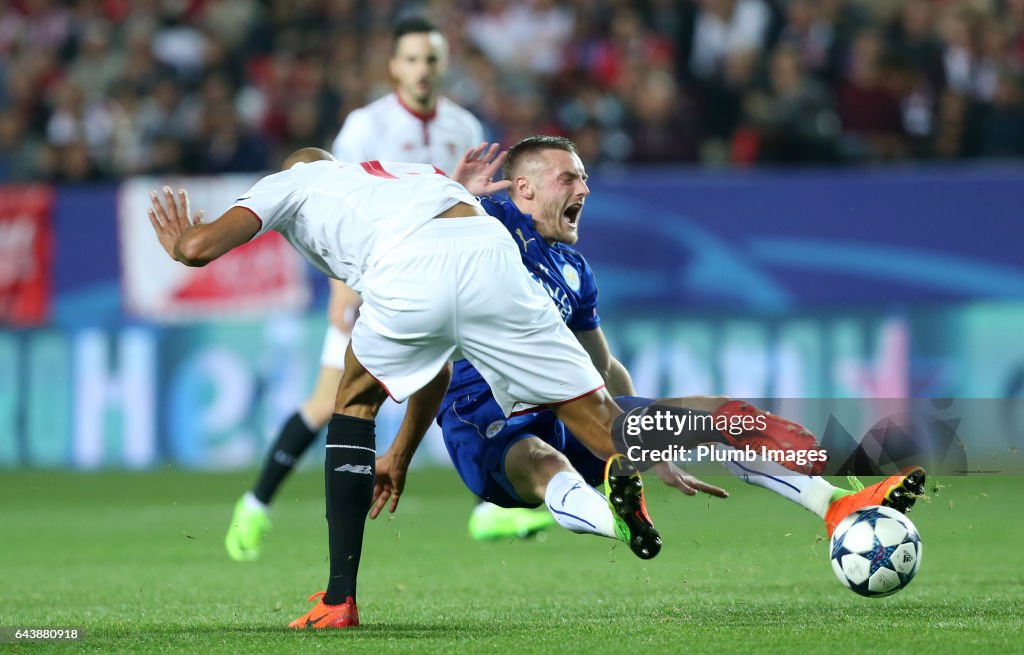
331, 109, 374, 162
230, 169, 300, 238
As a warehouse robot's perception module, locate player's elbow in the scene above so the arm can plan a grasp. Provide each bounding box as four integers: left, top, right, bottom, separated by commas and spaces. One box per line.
600, 356, 624, 379
174, 233, 216, 267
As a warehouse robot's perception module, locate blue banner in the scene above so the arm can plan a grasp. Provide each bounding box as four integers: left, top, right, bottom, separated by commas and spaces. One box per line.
583, 166, 1024, 312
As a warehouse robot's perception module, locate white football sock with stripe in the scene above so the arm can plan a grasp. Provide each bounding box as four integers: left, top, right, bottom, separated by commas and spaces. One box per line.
544, 471, 617, 538
714, 444, 837, 519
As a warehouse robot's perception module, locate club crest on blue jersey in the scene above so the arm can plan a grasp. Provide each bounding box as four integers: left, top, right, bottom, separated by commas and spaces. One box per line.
562, 264, 581, 291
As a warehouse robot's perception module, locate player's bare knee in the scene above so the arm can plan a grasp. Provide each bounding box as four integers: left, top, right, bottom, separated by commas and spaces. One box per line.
301, 396, 336, 429
505, 438, 572, 503
334, 392, 385, 420
334, 382, 387, 420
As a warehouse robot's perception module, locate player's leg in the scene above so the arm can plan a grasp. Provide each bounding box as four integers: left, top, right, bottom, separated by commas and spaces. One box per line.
546, 389, 621, 458
607, 397, 926, 533
713, 444, 927, 535
289, 344, 388, 629
503, 436, 617, 539
261, 367, 341, 495
293, 227, 462, 628
532, 396, 662, 559
324, 347, 387, 591
502, 435, 658, 558
226, 327, 349, 561
635, 397, 926, 530
554, 395, 836, 529
438, 395, 650, 556
576, 394, 825, 474
600, 395, 837, 510
651, 396, 825, 473
580, 396, 858, 524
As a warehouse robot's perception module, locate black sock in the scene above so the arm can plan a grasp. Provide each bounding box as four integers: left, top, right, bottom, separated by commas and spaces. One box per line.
251, 411, 319, 505
323, 414, 375, 605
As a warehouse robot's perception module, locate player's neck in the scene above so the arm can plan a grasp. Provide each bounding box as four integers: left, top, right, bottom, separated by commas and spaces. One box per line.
395, 90, 438, 120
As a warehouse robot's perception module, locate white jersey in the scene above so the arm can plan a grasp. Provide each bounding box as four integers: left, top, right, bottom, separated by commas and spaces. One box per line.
233, 159, 481, 292
331, 93, 484, 174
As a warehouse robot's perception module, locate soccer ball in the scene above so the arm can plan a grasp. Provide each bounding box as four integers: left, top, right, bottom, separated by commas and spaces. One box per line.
829, 505, 922, 597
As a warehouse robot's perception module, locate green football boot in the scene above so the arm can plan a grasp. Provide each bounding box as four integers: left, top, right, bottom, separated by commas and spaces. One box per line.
225, 495, 271, 562
468, 502, 556, 540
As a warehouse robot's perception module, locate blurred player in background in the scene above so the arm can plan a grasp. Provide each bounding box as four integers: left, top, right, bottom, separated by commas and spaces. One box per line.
223, 15, 544, 563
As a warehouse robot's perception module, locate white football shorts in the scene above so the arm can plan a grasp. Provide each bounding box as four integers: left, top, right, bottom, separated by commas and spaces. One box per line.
351, 216, 605, 416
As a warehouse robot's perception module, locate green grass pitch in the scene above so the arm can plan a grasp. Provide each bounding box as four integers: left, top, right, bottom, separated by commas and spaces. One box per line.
1, 468, 1021, 654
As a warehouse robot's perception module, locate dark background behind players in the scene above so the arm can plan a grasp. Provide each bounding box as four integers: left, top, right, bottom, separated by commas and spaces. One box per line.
1, 0, 1023, 183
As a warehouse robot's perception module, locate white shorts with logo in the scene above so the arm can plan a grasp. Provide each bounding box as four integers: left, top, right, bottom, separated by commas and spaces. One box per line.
351, 216, 605, 416
319, 324, 351, 370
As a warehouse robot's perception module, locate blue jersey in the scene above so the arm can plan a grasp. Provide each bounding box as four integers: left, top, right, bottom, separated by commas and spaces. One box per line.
441, 196, 601, 409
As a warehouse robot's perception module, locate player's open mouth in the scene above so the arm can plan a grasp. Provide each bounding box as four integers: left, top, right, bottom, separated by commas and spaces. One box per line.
563, 204, 582, 227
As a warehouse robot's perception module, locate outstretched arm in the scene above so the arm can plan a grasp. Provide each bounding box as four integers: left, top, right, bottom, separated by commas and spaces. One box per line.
148, 186, 260, 267
369, 363, 453, 518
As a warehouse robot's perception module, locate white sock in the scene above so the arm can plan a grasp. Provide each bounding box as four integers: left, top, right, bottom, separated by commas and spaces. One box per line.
714, 444, 837, 519
242, 491, 269, 513
544, 471, 617, 538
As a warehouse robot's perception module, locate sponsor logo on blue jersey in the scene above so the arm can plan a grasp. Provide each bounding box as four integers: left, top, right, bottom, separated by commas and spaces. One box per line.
530, 270, 573, 322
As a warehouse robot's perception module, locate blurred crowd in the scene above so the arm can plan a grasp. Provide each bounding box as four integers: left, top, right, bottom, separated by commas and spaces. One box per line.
1, 0, 1023, 182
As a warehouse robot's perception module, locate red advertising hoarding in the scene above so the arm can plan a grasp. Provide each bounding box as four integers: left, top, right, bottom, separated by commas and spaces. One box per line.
0, 185, 53, 326
119, 175, 310, 322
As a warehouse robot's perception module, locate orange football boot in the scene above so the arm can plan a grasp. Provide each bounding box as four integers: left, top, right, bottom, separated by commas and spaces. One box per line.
824, 466, 927, 537
288, 592, 359, 629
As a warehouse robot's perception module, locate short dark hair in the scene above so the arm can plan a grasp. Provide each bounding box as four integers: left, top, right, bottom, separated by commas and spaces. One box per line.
392, 15, 439, 51
503, 135, 579, 180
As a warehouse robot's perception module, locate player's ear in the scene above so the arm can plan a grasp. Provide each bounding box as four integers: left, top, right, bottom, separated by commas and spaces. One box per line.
515, 175, 533, 200
388, 55, 400, 81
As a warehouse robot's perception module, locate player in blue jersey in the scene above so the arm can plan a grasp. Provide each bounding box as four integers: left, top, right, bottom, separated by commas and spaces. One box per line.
368, 136, 736, 558
368, 136, 926, 562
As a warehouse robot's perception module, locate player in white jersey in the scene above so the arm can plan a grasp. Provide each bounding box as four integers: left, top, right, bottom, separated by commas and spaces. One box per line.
222, 16, 524, 564
147, 144, 625, 628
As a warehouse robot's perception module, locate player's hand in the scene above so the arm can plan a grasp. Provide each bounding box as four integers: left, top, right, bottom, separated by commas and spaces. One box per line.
452, 142, 512, 196
327, 279, 361, 332
147, 186, 203, 261
652, 461, 729, 498
369, 451, 409, 519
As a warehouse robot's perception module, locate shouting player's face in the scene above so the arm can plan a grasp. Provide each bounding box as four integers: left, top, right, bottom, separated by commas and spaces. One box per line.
390, 31, 447, 111
526, 149, 589, 246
